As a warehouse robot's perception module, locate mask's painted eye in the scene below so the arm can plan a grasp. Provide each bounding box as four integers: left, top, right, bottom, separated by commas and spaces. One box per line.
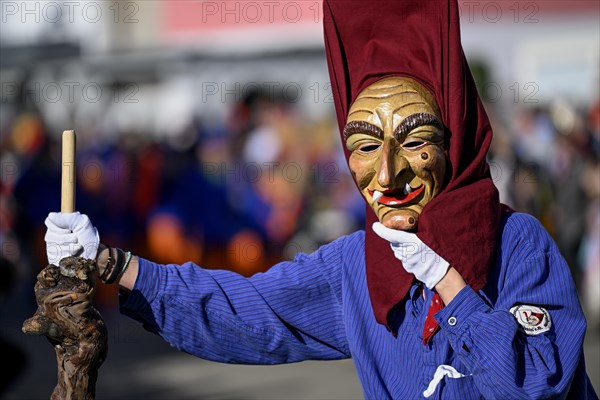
358, 144, 380, 153
403, 140, 426, 149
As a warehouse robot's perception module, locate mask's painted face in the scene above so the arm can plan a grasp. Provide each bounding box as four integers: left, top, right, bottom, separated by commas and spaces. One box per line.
345, 77, 447, 231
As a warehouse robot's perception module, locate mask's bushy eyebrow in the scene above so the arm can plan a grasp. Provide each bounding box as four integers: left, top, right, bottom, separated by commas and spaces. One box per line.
394, 113, 443, 140
343, 121, 384, 141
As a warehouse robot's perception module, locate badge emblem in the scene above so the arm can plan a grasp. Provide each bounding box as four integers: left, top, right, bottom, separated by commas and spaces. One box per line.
509, 305, 551, 335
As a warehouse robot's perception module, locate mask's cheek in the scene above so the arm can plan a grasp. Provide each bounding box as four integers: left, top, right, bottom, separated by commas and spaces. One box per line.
349, 154, 377, 191
407, 147, 446, 189
427, 147, 447, 194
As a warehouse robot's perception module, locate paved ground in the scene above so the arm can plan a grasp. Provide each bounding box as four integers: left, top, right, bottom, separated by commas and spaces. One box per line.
2, 295, 598, 399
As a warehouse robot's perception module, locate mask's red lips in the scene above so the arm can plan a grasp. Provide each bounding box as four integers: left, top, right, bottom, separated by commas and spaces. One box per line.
369, 185, 425, 206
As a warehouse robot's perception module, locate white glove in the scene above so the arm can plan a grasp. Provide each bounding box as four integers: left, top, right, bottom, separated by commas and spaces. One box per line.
372, 222, 450, 289
44, 212, 99, 265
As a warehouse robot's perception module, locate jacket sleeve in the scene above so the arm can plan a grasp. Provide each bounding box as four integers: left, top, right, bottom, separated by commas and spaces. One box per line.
434, 213, 588, 399
119, 235, 352, 364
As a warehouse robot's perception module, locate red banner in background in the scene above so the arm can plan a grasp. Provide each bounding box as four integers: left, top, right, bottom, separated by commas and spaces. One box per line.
162, 0, 598, 37
162, 0, 323, 35
455, 0, 598, 23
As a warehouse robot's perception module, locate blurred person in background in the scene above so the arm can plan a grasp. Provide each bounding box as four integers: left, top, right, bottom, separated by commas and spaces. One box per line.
578, 102, 600, 330
38, 1, 598, 399
0, 257, 27, 395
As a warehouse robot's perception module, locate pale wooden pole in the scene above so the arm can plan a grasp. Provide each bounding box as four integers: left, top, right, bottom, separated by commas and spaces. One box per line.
61, 130, 76, 213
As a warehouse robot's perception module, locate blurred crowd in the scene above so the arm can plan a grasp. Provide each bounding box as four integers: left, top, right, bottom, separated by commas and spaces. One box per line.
1, 78, 599, 322
488, 101, 600, 324
0, 84, 364, 307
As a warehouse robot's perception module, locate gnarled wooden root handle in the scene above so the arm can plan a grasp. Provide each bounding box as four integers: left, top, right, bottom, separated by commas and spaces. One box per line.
23, 257, 107, 400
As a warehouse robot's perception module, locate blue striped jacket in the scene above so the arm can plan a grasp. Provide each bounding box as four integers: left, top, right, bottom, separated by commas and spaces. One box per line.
121, 212, 597, 399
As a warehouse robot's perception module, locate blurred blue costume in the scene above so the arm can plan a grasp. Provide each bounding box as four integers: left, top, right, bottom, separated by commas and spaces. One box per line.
121, 213, 597, 399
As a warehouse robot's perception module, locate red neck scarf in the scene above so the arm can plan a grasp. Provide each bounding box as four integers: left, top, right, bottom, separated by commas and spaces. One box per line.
323, 0, 502, 330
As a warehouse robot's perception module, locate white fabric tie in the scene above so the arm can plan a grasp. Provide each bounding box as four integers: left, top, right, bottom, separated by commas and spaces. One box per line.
423, 364, 468, 398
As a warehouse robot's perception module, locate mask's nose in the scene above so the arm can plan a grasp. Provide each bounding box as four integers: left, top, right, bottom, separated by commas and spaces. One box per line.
377, 138, 408, 188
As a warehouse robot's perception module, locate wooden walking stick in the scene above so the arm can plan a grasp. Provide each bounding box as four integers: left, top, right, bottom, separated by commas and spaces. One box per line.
61, 130, 76, 213
23, 130, 108, 400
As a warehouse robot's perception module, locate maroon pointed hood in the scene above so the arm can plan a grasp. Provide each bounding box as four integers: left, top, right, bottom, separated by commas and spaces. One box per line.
323, 0, 502, 329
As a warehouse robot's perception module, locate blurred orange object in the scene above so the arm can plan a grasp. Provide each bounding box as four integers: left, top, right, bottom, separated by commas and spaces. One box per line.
226, 230, 264, 276
10, 113, 44, 156
147, 212, 202, 265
